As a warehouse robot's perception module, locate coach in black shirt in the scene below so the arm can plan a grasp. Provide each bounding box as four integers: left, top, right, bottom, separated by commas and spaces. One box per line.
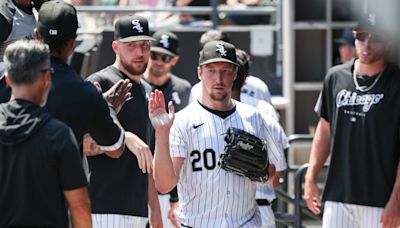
0, 1, 128, 157
0, 40, 90, 228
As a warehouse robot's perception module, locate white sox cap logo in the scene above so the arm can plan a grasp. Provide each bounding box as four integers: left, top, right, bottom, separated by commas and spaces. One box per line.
131, 19, 144, 33
368, 13, 376, 26
216, 42, 227, 56
160, 35, 170, 48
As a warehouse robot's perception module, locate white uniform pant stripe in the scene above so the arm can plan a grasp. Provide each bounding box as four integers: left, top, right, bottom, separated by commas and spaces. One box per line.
92, 214, 148, 228
323, 201, 383, 228
259, 205, 276, 228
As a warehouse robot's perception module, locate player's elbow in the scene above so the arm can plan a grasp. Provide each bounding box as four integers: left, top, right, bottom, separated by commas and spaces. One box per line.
153, 174, 176, 193
155, 181, 175, 194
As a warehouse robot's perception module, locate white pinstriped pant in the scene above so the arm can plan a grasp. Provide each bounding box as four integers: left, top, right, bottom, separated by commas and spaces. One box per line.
92, 214, 148, 228
323, 201, 384, 228
259, 205, 276, 228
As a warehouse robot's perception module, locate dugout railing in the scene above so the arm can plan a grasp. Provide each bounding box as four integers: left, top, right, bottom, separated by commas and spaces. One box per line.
274, 134, 328, 228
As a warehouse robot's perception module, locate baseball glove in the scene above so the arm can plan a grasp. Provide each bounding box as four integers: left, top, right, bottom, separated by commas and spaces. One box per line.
219, 127, 269, 183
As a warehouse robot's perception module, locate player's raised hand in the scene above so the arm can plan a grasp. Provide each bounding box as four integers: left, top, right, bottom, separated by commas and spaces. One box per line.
304, 179, 322, 215
149, 89, 175, 131
96, 79, 132, 113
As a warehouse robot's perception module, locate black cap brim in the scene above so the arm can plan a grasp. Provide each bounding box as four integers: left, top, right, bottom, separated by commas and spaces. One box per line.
199, 58, 239, 67
151, 47, 176, 56
119, 35, 155, 42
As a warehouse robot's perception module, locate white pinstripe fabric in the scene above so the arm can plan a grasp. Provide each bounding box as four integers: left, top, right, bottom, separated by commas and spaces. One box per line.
169, 101, 285, 228
323, 201, 384, 228
92, 214, 148, 228
240, 94, 288, 228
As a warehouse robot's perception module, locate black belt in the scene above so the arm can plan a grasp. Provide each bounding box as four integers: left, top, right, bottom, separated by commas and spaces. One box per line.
181, 224, 193, 228
256, 199, 271, 206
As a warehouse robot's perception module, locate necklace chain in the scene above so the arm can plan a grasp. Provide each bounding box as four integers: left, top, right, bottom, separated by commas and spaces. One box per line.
352, 66, 385, 92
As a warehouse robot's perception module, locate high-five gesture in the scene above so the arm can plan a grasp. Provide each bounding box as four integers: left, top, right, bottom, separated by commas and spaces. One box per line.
149, 89, 175, 131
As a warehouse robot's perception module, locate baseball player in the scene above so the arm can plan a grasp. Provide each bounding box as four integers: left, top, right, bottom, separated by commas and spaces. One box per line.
232, 49, 288, 228
150, 40, 286, 228
304, 12, 400, 228
85, 15, 162, 228
143, 29, 191, 228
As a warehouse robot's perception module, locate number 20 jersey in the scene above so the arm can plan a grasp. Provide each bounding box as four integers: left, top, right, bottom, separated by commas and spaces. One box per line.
169, 101, 286, 228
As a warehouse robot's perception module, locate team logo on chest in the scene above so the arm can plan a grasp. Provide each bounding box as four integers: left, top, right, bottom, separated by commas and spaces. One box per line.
171, 91, 181, 105
336, 89, 384, 112
160, 35, 170, 48
216, 42, 227, 56
131, 19, 144, 33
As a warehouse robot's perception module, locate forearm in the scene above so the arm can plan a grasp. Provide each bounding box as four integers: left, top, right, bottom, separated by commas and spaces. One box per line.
305, 118, 331, 182
388, 160, 400, 205
148, 175, 161, 212
65, 188, 92, 228
70, 203, 92, 228
153, 129, 178, 193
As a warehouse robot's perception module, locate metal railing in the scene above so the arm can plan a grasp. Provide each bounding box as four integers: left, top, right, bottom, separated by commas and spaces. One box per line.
75, 5, 278, 28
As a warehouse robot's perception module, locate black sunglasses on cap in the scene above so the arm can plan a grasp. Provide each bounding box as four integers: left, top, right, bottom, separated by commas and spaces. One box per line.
353, 31, 385, 43
150, 52, 173, 63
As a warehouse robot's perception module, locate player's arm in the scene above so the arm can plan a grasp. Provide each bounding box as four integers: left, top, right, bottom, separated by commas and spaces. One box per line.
149, 89, 183, 193
304, 117, 331, 215
64, 187, 92, 228
148, 174, 163, 228
381, 159, 400, 227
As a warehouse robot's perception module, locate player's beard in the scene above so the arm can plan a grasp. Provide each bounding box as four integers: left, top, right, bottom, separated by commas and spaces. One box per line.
120, 55, 148, 76
210, 91, 229, 101
357, 45, 386, 64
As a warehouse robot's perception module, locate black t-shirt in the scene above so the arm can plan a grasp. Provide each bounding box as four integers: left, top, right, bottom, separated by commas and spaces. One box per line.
0, 101, 87, 228
86, 65, 152, 216
318, 60, 400, 207
44, 56, 122, 149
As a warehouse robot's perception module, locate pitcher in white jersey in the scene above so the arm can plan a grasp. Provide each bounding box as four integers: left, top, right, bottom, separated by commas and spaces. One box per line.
149, 40, 286, 228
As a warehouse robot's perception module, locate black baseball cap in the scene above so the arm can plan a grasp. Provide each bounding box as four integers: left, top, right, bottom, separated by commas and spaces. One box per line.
335, 29, 355, 46
355, 12, 385, 33
114, 15, 154, 42
151, 30, 179, 56
199, 40, 238, 66
37, 1, 78, 43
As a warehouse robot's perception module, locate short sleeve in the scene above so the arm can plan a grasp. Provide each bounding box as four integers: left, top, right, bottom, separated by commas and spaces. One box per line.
169, 119, 187, 158
259, 114, 288, 172
56, 125, 88, 190
318, 73, 333, 122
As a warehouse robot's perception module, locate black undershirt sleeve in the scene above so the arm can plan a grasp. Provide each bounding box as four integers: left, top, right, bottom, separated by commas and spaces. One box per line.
0, 14, 12, 47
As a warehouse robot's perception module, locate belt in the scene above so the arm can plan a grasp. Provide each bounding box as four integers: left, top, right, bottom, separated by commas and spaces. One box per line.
256, 199, 271, 206
181, 224, 193, 228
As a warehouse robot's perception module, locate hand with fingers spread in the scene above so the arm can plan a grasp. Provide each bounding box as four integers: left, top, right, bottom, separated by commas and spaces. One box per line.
149, 89, 175, 131
304, 179, 322, 215
125, 132, 153, 174
94, 79, 132, 113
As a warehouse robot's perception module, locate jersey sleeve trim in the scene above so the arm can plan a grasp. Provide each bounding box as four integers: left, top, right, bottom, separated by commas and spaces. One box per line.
98, 129, 125, 151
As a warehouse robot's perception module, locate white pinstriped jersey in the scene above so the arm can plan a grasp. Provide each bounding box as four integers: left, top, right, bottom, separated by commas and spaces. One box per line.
239, 95, 289, 201
255, 118, 288, 200
240, 93, 279, 122
170, 101, 286, 228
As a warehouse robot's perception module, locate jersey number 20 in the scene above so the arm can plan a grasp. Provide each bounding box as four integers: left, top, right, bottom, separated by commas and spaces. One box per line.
190, 149, 221, 171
